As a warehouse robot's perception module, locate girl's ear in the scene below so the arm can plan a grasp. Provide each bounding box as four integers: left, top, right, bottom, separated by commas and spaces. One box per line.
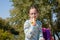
28, 13, 29, 15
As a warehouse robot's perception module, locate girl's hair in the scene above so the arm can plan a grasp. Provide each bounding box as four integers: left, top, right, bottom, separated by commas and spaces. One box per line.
28, 4, 39, 13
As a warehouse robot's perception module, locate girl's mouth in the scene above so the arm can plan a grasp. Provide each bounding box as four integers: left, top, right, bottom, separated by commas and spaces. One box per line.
34, 16, 36, 18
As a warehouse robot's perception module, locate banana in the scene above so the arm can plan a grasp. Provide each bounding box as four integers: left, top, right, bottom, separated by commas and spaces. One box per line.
31, 18, 36, 26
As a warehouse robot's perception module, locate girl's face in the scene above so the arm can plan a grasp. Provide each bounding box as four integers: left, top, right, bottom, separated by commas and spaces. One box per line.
29, 8, 38, 19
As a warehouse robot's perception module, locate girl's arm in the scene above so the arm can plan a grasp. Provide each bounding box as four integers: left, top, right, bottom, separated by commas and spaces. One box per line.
38, 21, 44, 40
24, 20, 34, 39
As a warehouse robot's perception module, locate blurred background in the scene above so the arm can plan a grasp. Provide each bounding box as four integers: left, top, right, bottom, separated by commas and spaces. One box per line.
0, 0, 60, 40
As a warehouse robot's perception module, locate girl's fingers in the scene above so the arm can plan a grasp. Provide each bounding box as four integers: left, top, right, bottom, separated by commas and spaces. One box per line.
31, 18, 36, 26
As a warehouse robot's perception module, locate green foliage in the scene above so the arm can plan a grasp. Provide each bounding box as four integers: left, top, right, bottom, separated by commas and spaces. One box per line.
0, 18, 14, 40
0, 29, 14, 40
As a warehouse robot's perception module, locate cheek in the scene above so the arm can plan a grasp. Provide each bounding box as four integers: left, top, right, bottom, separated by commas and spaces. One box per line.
29, 14, 33, 18
35, 14, 38, 17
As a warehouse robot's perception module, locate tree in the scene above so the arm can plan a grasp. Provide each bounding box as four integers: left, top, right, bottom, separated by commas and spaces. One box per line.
0, 17, 19, 40
0, 17, 13, 40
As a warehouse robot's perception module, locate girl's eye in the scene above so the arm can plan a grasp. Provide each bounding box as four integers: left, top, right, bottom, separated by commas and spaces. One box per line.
30, 13, 36, 15
30, 13, 33, 15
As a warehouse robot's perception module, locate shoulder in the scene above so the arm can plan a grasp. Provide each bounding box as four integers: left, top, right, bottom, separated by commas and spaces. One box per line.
24, 20, 30, 28
37, 20, 42, 25
24, 20, 30, 25
24, 20, 29, 23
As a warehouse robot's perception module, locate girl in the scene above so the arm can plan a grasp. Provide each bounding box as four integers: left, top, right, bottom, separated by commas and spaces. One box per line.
24, 5, 44, 40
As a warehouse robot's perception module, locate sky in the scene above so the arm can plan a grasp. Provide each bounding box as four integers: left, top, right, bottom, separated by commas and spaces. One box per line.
0, 0, 13, 19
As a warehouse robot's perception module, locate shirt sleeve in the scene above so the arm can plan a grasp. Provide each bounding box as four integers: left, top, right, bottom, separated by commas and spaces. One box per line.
24, 20, 34, 39
38, 21, 44, 40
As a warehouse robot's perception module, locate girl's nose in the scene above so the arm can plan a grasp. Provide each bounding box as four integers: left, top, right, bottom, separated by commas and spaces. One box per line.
33, 13, 36, 15
33, 14, 35, 17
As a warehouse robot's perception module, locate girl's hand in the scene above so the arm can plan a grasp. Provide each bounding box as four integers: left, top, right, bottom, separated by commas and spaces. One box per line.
31, 18, 36, 26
